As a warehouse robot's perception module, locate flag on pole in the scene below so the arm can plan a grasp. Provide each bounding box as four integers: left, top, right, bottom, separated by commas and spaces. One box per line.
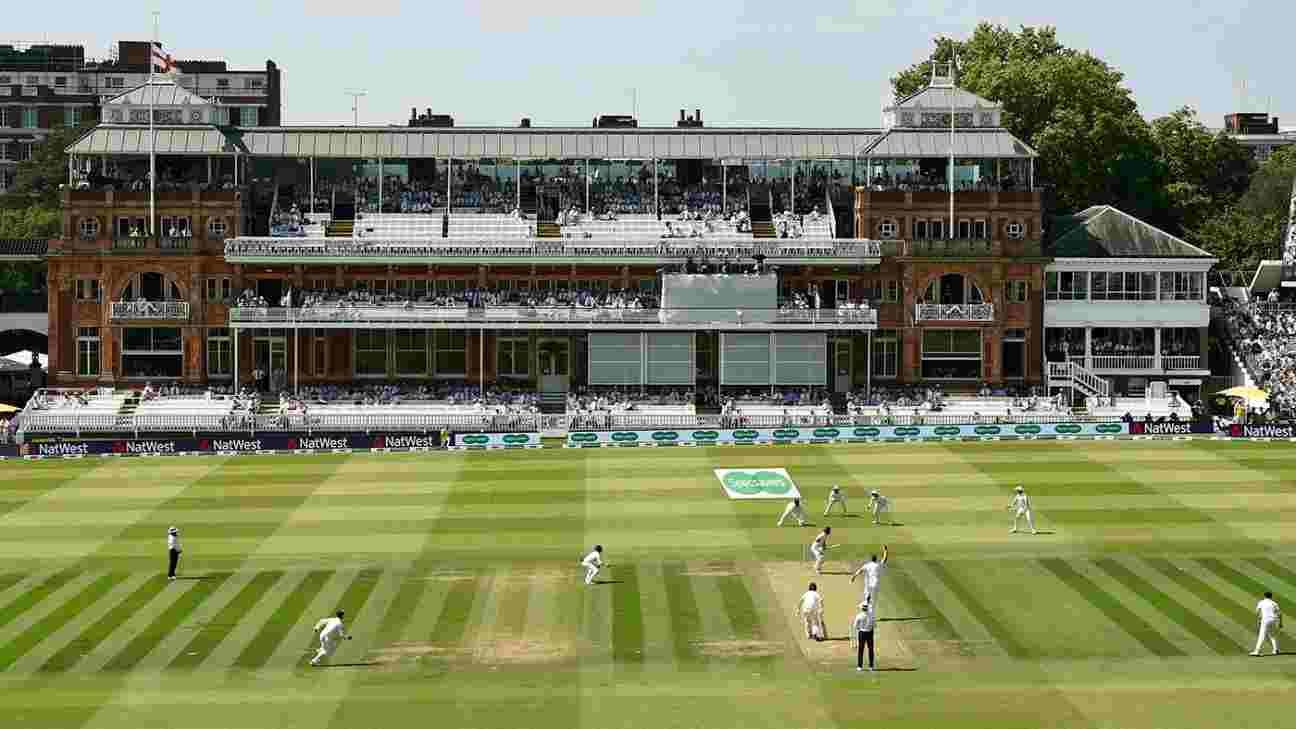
151, 42, 176, 76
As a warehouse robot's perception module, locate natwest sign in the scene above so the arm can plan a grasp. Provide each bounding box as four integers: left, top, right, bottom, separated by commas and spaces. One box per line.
1230, 424, 1296, 439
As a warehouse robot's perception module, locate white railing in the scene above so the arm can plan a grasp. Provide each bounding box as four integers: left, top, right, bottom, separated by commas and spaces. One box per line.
110, 301, 190, 320
229, 305, 878, 327
1161, 355, 1203, 370
914, 303, 995, 322
1048, 361, 1112, 399
224, 237, 883, 261
1089, 355, 1155, 370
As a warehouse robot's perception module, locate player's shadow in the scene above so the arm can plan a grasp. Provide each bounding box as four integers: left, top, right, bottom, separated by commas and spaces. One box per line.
871, 667, 917, 672
1029, 530, 1056, 535
315, 662, 381, 668
820, 637, 851, 642
878, 616, 929, 623
817, 570, 854, 576
593, 579, 624, 585
172, 576, 212, 581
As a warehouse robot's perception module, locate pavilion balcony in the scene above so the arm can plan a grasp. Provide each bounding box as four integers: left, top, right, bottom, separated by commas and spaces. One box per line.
914, 303, 995, 322
110, 301, 190, 321
1079, 355, 1203, 372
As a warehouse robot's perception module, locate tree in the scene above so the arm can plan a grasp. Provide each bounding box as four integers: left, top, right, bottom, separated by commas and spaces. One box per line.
1150, 107, 1254, 232
891, 24, 1170, 222
1188, 146, 1296, 270
10, 123, 92, 207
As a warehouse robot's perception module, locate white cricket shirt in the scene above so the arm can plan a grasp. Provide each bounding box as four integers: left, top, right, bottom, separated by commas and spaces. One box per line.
1258, 598, 1281, 622
167, 532, 180, 551
799, 590, 823, 613
316, 617, 345, 640
861, 561, 885, 586
582, 550, 602, 568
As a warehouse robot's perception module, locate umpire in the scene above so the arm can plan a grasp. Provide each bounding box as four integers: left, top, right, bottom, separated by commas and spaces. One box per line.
167, 526, 182, 581
851, 600, 876, 671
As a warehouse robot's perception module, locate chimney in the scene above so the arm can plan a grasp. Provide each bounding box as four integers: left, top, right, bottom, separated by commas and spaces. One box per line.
680, 109, 686, 122
696, 109, 702, 123
411, 107, 417, 121
425, 108, 432, 119
520, 117, 531, 128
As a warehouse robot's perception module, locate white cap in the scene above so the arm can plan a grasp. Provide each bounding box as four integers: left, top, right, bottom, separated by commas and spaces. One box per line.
832, 485, 840, 490
168, 526, 178, 534
1015, 486, 1025, 492
870, 489, 879, 496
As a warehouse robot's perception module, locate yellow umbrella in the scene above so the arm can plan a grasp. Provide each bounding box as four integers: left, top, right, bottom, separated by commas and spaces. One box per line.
0, 403, 19, 414
1217, 386, 1269, 405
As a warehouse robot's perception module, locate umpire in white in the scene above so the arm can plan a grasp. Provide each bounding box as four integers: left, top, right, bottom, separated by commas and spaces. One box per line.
851, 600, 877, 671
167, 526, 182, 581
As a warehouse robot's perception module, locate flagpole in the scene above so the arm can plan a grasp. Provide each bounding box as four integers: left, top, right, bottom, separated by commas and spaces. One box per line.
149, 11, 159, 238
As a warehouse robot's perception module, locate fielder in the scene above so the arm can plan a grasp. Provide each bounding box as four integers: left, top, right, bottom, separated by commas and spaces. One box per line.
868, 490, 890, 525
778, 498, 808, 527
824, 485, 847, 516
850, 544, 889, 609
810, 527, 832, 575
1252, 591, 1282, 656
581, 545, 605, 585
798, 582, 826, 640
1009, 485, 1037, 534
310, 610, 352, 666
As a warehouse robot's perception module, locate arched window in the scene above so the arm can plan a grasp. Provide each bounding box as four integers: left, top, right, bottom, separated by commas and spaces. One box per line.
78, 217, 100, 239
922, 273, 984, 305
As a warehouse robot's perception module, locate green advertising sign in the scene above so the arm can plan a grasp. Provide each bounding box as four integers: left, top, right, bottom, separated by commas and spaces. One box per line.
462, 435, 489, 445
611, 432, 640, 442
570, 432, 598, 443
714, 468, 802, 500
975, 425, 1002, 435
1014, 424, 1042, 435
1054, 423, 1082, 434
652, 431, 680, 442
1095, 423, 1124, 434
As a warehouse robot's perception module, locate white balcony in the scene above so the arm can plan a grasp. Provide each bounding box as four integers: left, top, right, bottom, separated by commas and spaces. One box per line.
914, 303, 995, 322
110, 301, 190, 321
1075, 355, 1203, 372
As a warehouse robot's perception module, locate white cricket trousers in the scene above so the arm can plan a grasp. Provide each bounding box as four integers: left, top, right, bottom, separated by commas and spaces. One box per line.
778, 506, 805, 526
824, 498, 846, 516
803, 609, 824, 639
863, 581, 881, 608
1255, 620, 1279, 654
1012, 508, 1036, 533
584, 564, 600, 584
871, 503, 888, 524
811, 545, 825, 573
311, 637, 338, 665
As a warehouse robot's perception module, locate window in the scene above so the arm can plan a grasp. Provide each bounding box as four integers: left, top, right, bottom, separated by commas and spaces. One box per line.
434, 331, 467, 375
929, 219, 944, 240
78, 217, 100, 239
882, 280, 900, 304
393, 330, 428, 375
76, 279, 100, 302
207, 328, 232, 377
957, 220, 971, 239
20, 107, 37, 128
834, 279, 850, 302
25, 76, 39, 86
206, 277, 232, 302
1005, 221, 1024, 239
1045, 271, 1088, 301
239, 106, 258, 126
497, 336, 530, 377
877, 220, 898, 238
979, 112, 994, 127
355, 330, 388, 376
77, 327, 100, 377
1006, 280, 1028, 303
64, 107, 80, 128
0, 75, 9, 84
106, 77, 124, 88
871, 330, 898, 379
1160, 271, 1204, 302
216, 78, 230, 89
314, 331, 327, 377
244, 78, 264, 89
54, 76, 67, 87
913, 220, 928, 240
973, 220, 988, 239
207, 217, 227, 238
1004, 328, 1027, 342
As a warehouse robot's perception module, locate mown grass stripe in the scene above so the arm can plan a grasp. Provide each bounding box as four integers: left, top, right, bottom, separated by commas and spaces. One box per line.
103, 572, 232, 671
0, 569, 80, 633
0, 573, 26, 596
661, 561, 705, 668
233, 570, 331, 669
1039, 558, 1183, 657
1094, 558, 1236, 656
0, 573, 122, 670
925, 560, 1030, 659
611, 562, 644, 667
332, 569, 383, 629
716, 571, 763, 640
40, 575, 171, 672
1144, 558, 1253, 631
493, 565, 532, 637
168, 571, 284, 670
886, 567, 961, 641
428, 573, 481, 646
1196, 559, 1273, 606
365, 570, 428, 645
1248, 557, 1296, 593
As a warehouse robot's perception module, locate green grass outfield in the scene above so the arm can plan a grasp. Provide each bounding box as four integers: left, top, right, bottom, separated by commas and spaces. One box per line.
0, 440, 1294, 729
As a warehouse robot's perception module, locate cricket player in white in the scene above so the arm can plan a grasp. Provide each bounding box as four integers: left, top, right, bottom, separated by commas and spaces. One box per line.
581, 545, 604, 585
778, 498, 807, 527
1009, 485, 1037, 534
810, 527, 832, 575
310, 610, 352, 666
868, 490, 890, 525
798, 582, 826, 640
851, 544, 889, 608
824, 485, 847, 516
1252, 591, 1282, 656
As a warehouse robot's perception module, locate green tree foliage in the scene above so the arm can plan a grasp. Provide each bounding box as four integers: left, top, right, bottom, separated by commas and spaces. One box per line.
1150, 107, 1254, 232
1188, 147, 1296, 270
10, 123, 91, 207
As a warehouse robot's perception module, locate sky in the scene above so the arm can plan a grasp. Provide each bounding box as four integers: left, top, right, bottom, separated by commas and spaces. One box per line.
9, 0, 1294, 130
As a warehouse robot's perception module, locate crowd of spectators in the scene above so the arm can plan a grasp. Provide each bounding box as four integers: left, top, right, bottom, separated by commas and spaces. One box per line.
1217, 298, 1296, 417
269, 204, 315, 237
864, 173, 1021, 193
239, 285, 662, 312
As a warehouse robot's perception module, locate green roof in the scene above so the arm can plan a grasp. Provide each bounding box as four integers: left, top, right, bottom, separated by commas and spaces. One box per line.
1047, 206, 1214, 259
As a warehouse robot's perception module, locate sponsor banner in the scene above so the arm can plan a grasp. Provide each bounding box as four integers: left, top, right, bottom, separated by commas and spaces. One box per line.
452, 432, 539, 448
566, 423, 1130, 447
714, 468, 802, 500
1229, 424, 1296, 439
1129, 421, 1214, 436
17, 432, 444, 458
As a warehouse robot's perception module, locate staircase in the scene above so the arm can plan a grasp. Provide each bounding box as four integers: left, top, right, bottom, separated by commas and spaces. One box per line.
1047, 360, 1111, 400
749, 184, 775, 238
536, 221, 561, 239
115, 392, 141, 429
326, 218, 354, 237
538, 392, 566, 414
